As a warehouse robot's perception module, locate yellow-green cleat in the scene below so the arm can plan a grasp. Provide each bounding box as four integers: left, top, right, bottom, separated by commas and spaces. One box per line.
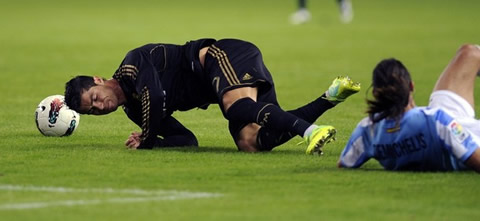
304, 125, 337, 155
325, 76, 361, 104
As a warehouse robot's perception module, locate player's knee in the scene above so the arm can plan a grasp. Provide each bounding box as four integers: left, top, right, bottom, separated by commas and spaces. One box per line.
235, 123, 261, 152
457, 44, 480, 61
236, 137, 258, 152
185, 135, 199, 147
174, 129, 198, 147
169, 131, 198, 147
236, 132, 275, 153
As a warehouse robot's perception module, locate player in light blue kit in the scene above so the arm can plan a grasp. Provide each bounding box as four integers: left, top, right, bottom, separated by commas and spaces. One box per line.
338, 44, 480, 172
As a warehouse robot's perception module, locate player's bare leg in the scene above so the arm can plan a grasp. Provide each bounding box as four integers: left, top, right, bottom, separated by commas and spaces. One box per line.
222, 87, 260, 152
433, 44, 480, 107
236, 123, 261, 152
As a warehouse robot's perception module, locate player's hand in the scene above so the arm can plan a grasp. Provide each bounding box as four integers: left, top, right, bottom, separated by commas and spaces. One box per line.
125, 131, 142, 149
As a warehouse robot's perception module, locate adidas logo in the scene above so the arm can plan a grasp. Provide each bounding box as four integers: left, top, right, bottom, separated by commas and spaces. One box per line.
242, 73, 253, 81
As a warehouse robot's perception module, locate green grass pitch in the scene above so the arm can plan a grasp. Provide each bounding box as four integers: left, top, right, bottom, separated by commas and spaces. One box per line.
1, 0, 480, 220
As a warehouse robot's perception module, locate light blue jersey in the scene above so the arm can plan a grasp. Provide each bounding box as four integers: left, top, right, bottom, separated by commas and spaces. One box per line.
339, 107, 479, 171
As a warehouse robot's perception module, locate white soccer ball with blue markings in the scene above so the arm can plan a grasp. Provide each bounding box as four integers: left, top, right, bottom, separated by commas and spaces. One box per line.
35, 95, 80, 137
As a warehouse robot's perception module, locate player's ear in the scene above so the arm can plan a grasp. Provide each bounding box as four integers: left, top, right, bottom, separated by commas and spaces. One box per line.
409, 81, 414, 92
93, 76, 104, 85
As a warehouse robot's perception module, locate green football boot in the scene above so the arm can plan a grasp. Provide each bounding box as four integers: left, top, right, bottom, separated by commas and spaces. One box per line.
304, 125, 336, 155
325, 76, 361, 104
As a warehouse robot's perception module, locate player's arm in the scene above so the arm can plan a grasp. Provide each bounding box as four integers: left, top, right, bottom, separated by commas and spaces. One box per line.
135, 65, 169, 149
125, 116, 198, 149
434, 110, 480, 172
338, 118, 372, 168
116, 48, 168, 149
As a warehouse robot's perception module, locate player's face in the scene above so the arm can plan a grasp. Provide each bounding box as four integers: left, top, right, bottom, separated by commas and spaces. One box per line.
78, 85, 119, 115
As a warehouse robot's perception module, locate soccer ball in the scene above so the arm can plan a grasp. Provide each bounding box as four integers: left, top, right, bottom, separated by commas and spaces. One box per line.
35, 95, 80, 136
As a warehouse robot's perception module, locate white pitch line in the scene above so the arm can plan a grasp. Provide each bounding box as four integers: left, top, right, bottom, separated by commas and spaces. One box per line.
0, 184, 212, 196
0, 185, 222, 210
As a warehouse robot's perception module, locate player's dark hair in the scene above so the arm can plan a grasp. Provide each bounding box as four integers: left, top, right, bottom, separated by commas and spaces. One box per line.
367, 58, 412, 124
64, 76, 95, 112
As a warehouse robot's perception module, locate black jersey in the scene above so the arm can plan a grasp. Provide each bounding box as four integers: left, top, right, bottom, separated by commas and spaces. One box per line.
112, 38, 216, 148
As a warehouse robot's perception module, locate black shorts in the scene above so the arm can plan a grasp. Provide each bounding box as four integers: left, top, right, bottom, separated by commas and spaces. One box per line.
204, 39, 279, 144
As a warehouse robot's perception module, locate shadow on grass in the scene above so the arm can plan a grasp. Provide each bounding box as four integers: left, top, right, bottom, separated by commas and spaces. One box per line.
305, 166, 477, 175
10, 131, 306, 155
153, 145, 305, 156
290, 165, 475, 175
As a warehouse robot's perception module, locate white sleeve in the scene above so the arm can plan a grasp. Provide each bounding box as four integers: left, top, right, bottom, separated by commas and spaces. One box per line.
339, 118, 372, 168
434, 110, 479, 162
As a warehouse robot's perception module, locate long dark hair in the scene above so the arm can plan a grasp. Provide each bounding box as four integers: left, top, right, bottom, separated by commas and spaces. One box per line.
367, 58, 412, 124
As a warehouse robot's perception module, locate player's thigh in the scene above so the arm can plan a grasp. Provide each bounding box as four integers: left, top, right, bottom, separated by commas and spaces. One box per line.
204, 39, 275, 112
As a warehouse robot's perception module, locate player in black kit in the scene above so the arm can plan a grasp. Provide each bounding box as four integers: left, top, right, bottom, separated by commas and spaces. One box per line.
64, 38, 360, 154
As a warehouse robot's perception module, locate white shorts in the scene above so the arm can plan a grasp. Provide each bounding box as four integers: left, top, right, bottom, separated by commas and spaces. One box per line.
429, 90, 480, 136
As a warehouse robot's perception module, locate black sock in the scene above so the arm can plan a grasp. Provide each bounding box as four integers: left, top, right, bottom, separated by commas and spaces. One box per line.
288, 93, 334, 123
256, 128, 294, 151
225, 97, 311, 137
256, 94, 335, 151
